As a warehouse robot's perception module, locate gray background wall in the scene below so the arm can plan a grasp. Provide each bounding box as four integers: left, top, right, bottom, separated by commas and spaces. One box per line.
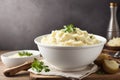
0, 0, 120, 50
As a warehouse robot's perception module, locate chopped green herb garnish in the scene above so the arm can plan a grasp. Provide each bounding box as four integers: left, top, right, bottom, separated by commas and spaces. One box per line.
63, 24, 76, 33
31, 58, 50, 72
90, 35, 94, 39
90, 36, 93, 39
18, 51, 33, 56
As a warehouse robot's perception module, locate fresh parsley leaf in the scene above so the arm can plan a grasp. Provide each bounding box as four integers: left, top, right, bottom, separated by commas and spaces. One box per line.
63, 24, 76, 33
18, 51, 33, 56
31, 58, 50, 72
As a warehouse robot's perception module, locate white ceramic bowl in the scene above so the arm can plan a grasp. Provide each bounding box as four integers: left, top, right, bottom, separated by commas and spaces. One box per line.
34, 35, 106, 71
1, 50, 40, 67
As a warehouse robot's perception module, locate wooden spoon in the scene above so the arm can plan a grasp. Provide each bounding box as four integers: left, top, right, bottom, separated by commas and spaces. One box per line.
3, 62, 32, 77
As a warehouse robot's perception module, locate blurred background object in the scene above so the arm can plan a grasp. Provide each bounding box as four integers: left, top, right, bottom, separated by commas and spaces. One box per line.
107, 2, 120, 40
0, 0, 120, 50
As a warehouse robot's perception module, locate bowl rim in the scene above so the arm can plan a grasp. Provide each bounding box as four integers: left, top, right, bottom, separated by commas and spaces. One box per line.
34, 34, 107, 48
1, 50, 40, 59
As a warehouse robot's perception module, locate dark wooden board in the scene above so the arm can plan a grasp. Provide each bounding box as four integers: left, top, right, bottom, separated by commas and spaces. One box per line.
30, 72, 120, 80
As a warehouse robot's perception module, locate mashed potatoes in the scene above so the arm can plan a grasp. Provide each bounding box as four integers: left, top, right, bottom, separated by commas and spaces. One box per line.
107, 37, 120, 47
8, 53, 26, 58
41, 24, 100, 46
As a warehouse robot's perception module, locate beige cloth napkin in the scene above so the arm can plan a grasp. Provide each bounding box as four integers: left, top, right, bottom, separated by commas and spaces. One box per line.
28, 60, 98, 80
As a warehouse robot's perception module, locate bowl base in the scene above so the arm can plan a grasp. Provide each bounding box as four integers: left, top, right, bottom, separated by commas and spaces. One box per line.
53, 65, 88, 72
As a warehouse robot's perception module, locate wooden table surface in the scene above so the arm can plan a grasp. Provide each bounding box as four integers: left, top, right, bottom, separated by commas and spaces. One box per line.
0, 50, 120, 80
0, 51, 30, 80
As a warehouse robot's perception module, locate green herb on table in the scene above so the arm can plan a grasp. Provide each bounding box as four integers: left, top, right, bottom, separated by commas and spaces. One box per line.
31, 58, 50, 72
18, 51, 33, 56
63, 24, 76, 33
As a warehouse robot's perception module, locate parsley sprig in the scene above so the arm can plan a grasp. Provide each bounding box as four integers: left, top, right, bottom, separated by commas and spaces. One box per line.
63, 24, 76, 33
31, 58, 50, 72
18, 51, 33, 56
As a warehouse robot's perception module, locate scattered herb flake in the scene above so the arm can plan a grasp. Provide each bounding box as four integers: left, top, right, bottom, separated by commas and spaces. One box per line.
18, 51, 33, 56
90, 35, 93, 39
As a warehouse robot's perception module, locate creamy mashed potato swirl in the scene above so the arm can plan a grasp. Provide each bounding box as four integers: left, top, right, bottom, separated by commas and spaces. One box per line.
41, 25, 100, 46
107, 37, 120, 47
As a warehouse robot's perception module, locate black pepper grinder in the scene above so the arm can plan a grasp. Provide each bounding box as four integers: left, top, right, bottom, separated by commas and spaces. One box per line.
106, 2, 120, 40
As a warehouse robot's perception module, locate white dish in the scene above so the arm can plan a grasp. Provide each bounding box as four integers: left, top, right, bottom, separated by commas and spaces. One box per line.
1, 50, 40, 67
34, 34, 106, 71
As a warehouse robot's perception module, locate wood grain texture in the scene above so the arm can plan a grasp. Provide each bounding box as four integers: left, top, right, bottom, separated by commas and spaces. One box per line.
0, 51, 30, 80
3, 62, 32, 77
30, 49, 120, 80
0, 50, 120, 80
30, 71, 120, 80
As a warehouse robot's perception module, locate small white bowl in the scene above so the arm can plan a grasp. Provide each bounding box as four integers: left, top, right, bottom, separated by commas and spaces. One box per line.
34, 34, 106, 71
1, 50, 40, 67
